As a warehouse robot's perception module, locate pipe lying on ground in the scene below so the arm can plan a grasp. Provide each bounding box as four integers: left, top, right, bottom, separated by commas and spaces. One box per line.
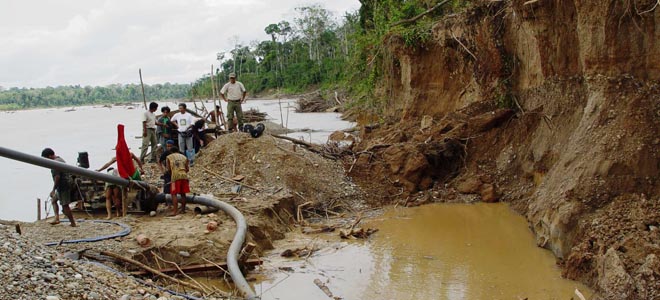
193, 205, 220, 215
156, 194, 257, 299
0, 146, 258, 300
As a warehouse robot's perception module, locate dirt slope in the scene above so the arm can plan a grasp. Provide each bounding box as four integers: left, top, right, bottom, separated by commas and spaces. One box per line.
349, 1, 660, 298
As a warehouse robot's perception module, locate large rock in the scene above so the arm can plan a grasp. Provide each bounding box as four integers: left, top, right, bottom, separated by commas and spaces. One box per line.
597, 247, 635, 299
456, 177, 482, 194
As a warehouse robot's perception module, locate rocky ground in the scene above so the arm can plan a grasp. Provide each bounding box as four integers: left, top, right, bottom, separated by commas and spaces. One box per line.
0, 222, 221, 300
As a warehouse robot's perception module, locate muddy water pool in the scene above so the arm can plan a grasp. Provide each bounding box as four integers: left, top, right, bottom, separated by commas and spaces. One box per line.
222, 203, 593, 299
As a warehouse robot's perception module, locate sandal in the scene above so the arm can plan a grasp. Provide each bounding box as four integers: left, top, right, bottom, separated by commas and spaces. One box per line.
49, 220, 61, 225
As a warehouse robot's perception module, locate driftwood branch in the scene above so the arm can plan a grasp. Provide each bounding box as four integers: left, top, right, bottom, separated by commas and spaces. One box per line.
391, 0, 450, 27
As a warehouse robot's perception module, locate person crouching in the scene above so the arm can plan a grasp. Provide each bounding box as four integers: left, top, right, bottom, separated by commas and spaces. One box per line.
166, 146, 190, 216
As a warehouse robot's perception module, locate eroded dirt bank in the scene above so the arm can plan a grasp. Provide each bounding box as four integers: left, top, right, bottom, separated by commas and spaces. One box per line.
348, 0, 659, 298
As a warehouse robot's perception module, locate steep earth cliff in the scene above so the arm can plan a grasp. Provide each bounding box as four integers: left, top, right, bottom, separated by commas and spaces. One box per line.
350, 1, 660, 298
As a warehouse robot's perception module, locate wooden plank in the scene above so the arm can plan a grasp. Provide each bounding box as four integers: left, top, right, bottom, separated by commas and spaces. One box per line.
128, 258, 263, 276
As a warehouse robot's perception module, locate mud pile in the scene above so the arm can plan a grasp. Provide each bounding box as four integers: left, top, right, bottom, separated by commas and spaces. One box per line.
190, 132, 363, 211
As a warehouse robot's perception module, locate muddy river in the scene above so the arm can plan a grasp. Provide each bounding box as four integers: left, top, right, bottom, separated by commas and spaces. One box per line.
203, 203, 593, 299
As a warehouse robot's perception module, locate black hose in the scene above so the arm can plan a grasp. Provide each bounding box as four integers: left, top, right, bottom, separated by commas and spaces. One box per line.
44, 219, 131, 246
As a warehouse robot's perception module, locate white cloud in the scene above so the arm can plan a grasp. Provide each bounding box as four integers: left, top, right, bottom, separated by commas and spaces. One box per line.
0, 0, 360, 88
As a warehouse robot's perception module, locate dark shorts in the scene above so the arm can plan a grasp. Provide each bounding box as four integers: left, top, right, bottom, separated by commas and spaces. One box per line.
163, 173, 171, 194
55, 188, 73, 206
171, 179, 190, 194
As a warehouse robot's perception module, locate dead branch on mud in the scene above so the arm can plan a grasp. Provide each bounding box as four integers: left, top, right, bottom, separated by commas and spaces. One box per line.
150, 251, 215, 295
203, 167, 261, 191
270, 134, 339, 160
391, 0, 451, 27
451, 31, 477, 61
297, 93, 333, 112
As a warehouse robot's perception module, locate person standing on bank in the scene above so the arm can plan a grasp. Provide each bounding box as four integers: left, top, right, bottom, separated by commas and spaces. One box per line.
140, 102, 159, 163
171, 103, 195, 156
166, 146, 190, 216
220, 73, 247, 132
41, 148, 77, 227
156, 106, 171, 152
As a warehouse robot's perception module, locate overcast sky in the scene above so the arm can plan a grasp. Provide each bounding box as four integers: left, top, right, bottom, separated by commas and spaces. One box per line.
0, 0, 360, 88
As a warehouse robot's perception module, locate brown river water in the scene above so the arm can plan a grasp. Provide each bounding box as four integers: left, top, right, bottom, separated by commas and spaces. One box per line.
199, 203, 593, 299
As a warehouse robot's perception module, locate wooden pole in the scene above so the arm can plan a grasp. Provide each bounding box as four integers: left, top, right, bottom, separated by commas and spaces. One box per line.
213, 70, 227, 130
211, 65, 218, 122
37, 198, 41, 221
139, 68, 147, 110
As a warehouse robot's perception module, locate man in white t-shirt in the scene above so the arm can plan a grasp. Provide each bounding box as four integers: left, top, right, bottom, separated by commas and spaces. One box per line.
140, 102, 159, 163
171, 103, 195, 154
220, 72, 247, 132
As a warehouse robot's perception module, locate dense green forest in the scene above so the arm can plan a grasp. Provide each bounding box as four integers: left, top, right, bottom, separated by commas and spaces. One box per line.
192, 1, 469, 110
0, 83, 190, 110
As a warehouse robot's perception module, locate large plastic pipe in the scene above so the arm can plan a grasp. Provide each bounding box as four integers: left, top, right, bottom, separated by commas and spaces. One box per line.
156, 194, 257, 299
0, 146, 134, 187
0, 146, 258, 299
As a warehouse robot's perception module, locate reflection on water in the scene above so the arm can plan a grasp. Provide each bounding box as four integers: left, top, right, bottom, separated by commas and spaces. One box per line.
244, 203, 592, 300
0, 100, 353, 221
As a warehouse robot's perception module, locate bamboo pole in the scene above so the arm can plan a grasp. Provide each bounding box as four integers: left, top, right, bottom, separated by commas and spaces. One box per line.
37, 198, 41, 221
139, 69, 147, 110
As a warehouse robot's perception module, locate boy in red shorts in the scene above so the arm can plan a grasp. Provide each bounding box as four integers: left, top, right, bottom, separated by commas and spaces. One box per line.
166, 146, 190, 216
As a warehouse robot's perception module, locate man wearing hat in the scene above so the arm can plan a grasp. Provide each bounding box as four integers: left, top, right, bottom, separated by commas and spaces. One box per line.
220, 72, 247, 132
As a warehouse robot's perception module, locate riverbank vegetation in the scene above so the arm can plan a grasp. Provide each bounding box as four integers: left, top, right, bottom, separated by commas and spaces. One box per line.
0, 83, 190, 110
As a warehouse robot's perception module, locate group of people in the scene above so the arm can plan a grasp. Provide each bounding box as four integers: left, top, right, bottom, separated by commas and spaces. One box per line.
42, 73, 248, 224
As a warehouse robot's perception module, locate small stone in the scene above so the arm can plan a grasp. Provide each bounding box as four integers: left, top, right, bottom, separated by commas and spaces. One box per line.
87, 292, 100, 300
178, 251, 190, 257
46, 296, 60, 300
149, 211, 157, 217
74, 273, 83, 279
